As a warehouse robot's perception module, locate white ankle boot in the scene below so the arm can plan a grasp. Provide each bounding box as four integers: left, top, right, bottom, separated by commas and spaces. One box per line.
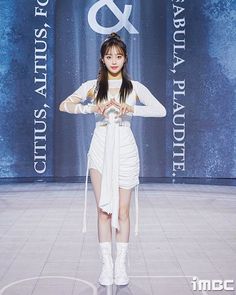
98, 242, 113, 286
114, 242, 129, 285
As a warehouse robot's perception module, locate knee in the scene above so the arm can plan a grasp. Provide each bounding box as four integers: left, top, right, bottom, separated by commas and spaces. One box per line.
98, 208, 111, 223
118, 207, 129, 222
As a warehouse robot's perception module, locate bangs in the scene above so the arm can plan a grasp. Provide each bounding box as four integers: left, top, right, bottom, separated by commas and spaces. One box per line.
105, 45, 124, 56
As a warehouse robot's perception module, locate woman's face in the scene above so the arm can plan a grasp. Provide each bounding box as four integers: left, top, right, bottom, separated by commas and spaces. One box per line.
103, 46, 126, 76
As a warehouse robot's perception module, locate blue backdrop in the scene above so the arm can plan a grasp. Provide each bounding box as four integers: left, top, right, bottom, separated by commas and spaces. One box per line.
0, 0, 236, 181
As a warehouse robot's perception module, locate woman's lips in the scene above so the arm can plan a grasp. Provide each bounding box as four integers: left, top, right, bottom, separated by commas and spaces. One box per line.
111, 66, 118, 69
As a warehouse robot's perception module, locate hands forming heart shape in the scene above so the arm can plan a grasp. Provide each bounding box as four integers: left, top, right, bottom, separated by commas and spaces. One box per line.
96, 98, 133, 118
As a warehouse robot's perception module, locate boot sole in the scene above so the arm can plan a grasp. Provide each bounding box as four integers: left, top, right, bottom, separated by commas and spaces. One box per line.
114, 279, 129, 285
98, 279, 113, 286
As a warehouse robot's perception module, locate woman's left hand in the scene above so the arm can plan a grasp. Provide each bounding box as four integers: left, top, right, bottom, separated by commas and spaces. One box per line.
110, 99, 134, 116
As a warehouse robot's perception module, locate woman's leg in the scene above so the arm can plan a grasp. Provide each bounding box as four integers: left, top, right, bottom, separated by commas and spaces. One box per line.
90, 168, 112, 242
114, 187, 132, 285
90, 168, 113, 285
116, 187, 132, 242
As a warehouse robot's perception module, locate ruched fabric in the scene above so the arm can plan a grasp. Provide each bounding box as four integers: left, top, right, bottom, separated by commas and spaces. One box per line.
82, 119, 140, 235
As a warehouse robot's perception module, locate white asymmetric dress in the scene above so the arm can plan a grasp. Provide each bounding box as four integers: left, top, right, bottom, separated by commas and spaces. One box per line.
70, 79, 166, 236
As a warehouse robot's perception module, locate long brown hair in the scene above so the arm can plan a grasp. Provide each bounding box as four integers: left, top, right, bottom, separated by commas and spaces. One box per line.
95, 32, 133, 103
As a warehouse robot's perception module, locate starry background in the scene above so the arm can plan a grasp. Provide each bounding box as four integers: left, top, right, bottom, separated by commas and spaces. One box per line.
0, 0, 236, 180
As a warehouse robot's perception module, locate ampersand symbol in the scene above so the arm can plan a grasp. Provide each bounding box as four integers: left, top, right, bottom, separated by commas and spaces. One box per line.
88, 0, 139, 34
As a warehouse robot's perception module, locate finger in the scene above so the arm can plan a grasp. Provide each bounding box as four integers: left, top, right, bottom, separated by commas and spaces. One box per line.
105, 101, 112, 107
112, 100, 121, 108
112, 98, 118, 104
124, 105, 129, 114
103, 104, 110, 111
117, 110, 122, 117
108, 101, 114, 107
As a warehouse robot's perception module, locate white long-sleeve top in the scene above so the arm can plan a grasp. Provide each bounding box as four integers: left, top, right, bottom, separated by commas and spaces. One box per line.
60, 79, 167, 120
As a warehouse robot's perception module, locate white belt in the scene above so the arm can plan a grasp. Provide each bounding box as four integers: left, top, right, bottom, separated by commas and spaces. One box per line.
82, 115, 139, 236
95, 120, 131, 127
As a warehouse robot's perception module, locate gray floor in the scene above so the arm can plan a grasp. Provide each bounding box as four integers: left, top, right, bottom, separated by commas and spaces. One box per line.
0, 183, 236, 295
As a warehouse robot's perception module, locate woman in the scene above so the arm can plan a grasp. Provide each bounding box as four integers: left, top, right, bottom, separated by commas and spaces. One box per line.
59, 32, 166, 286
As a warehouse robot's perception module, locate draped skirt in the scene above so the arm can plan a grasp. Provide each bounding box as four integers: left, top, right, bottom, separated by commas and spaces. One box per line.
88, 125, 139, 188
82, 122, 140, 235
